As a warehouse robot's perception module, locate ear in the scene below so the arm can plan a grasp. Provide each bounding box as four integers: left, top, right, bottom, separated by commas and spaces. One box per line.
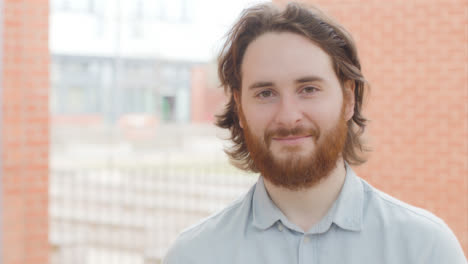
233, 91, 244, 129
344, 80, 355, 122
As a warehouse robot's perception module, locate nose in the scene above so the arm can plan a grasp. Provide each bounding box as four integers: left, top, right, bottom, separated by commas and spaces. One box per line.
273, 95, 302, 128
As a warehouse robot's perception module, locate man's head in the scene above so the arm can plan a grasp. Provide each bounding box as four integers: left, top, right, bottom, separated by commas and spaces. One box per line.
216, 2, 369, 190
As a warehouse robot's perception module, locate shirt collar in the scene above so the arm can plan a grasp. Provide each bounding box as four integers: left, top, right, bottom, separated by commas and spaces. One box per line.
252, 176, 287, 230
251, 163, 364, 232
331, 163, 364, 232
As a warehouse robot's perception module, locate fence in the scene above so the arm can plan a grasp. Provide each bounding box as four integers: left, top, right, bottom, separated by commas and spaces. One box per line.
50, 151, 256, 264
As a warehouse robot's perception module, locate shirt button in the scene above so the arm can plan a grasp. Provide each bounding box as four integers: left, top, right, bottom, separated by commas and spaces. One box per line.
303, 236, 310, 243
277, 223, 284, 232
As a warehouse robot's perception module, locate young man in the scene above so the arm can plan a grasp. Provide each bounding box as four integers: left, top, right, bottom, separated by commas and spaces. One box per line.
164, 3, 467, 263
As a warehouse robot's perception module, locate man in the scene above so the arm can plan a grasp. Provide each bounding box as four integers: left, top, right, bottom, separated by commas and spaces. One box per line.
164, 2, 467, 263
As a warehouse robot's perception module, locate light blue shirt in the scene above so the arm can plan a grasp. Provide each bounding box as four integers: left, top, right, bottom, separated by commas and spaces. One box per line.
163, 165, 467, 264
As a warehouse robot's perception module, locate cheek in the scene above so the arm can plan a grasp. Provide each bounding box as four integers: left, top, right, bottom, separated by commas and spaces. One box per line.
242, 107, 273, 138
246, 115, 268, 137
304, 102, 342, 130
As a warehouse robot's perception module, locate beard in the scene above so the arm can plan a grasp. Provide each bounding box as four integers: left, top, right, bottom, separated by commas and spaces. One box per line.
239, 105, 348, 191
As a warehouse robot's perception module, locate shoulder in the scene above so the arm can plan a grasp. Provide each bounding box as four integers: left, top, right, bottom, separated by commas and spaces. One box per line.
162, 184, 256, 264
362, 180, 445, 227
361, 180, 467, 263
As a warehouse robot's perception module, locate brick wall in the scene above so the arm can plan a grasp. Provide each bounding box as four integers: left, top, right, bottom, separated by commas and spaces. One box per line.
191, 64, 226, 123
1, 0, 50, 264
274, 0, 468, 255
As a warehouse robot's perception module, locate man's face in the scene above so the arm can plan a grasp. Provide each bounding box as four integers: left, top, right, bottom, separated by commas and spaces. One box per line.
237, 32, 354, 190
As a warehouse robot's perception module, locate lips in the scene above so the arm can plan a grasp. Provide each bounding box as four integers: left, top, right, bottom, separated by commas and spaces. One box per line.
272, 135, 312, 144
265, 126, 319, 147
273, 135, 310, 140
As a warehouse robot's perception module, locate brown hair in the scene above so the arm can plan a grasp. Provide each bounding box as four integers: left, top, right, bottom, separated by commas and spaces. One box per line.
216, 2, 369, 170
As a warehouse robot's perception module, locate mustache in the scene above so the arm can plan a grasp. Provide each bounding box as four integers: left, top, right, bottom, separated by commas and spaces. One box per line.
264, 126, 320, 146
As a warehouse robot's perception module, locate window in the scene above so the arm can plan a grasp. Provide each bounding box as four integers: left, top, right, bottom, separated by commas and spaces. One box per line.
161, 96, 176, 122
54, 0, 95, 13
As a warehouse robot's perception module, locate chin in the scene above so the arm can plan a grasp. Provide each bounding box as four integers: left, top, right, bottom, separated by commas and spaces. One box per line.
272, 151, 313, 163
272, 147, 314, 157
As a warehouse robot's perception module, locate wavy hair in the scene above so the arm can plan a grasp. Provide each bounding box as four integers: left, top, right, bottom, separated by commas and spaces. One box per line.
216, 2, 369, 171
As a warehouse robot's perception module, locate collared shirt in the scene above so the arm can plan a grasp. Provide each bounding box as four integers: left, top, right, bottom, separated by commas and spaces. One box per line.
163, 165, 467, 264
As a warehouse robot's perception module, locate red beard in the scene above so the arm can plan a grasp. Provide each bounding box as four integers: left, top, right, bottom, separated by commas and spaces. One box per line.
239, 105, 348, 191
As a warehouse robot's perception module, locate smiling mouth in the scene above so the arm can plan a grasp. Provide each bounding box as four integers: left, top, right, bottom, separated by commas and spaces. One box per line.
272, 135, 312, 144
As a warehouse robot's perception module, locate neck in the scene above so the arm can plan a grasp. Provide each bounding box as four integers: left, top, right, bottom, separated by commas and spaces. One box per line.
263, 159, 347, 232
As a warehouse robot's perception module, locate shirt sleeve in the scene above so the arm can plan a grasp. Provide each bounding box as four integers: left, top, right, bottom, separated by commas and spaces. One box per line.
162, 235, 197, 264
428, 222, 467, 264
162, 252, 177, 264
162, 244, 184, 264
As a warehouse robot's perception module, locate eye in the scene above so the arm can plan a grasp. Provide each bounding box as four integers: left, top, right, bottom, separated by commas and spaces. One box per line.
301, 86, 319, 94
256, 90, 274, 98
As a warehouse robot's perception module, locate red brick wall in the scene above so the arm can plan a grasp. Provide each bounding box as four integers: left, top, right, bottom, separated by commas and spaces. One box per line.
1, 0, 50, 263
274, 0, 468, 255
191, 65, 226, 123
191, 67, 207, 122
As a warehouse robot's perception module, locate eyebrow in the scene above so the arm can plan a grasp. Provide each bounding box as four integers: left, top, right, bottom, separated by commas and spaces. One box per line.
248, 76, 325, 90
248, 81, 274, 90
295, 76, 325, 84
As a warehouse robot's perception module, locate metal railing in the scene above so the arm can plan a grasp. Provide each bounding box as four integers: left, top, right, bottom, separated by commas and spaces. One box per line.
50, 153, 256, 264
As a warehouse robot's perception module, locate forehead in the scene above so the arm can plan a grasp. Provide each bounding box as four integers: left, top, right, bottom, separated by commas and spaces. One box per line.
240, 32, 336, 88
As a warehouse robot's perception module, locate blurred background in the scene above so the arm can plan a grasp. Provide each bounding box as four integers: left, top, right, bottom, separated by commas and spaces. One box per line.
0, 0, 467, 263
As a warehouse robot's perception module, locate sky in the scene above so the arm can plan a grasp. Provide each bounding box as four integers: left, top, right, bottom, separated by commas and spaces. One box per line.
50, 0, 270, 62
